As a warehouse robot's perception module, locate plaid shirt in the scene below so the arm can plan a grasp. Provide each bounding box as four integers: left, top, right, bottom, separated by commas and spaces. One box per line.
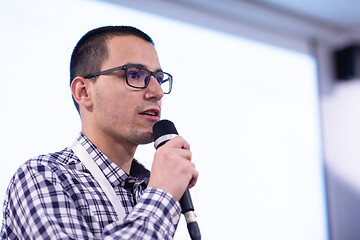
1, 133, 181, 239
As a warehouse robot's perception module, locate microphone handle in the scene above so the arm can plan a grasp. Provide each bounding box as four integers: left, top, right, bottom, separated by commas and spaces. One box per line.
180, 189, 201, 240
155, 142, 201, 240
153, 120, 201, 240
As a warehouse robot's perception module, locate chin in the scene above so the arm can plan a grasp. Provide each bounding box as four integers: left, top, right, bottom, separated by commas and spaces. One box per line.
135, 132, 154, 145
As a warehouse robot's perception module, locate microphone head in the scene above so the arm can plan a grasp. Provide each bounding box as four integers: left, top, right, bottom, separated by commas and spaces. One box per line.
153, 120, 178, 140
153, 120, 179, 149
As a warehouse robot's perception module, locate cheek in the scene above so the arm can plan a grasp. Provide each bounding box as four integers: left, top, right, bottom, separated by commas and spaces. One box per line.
93, 88, 118, 118
94, 87, 138, 122
159, 100, 162, 117
93, 91, 111, 120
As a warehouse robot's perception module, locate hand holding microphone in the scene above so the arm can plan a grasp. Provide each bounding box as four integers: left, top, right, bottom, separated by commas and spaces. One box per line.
149, 136, 196, 200
149, 120, 201, 240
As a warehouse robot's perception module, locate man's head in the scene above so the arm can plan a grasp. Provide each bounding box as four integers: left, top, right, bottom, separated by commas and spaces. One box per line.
70, 26, 154, 112
70, 26, 168, 146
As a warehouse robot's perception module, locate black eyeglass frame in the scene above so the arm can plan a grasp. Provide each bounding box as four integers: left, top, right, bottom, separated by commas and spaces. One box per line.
83, 64, 173, 94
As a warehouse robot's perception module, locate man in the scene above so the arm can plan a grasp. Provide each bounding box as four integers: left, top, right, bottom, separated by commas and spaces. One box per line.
1, 26, 198, 239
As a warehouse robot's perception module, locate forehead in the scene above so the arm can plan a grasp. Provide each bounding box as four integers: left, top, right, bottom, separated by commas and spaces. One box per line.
103, 35, 161, 70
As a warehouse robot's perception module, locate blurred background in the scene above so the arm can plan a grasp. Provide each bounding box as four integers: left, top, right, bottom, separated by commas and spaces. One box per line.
1, 0, 359, 239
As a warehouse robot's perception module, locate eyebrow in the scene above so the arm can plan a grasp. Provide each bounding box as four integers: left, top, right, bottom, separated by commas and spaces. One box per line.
125, 62, 163, 73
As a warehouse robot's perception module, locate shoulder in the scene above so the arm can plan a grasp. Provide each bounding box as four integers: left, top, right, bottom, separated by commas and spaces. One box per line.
3, 148, 91, 213
29, 147, 79, 168
10, 148, 85, 188
2, 148, 91, 238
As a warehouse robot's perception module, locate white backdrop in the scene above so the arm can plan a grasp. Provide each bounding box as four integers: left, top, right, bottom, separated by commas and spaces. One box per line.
0, 0, 328, 239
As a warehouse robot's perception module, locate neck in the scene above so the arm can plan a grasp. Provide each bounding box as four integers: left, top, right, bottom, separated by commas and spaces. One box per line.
81, 129, 137, 174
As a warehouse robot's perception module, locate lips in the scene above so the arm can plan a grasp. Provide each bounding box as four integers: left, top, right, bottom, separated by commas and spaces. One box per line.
139, 108, 160, 119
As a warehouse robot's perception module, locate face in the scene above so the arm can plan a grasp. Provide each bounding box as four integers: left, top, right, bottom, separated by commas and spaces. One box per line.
87, 35, 164, 146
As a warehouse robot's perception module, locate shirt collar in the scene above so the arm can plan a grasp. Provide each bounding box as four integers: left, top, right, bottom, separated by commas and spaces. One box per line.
76, 133, 150, 187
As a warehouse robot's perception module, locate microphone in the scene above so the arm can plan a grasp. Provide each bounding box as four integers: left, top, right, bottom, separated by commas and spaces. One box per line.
153, 120, 201, 240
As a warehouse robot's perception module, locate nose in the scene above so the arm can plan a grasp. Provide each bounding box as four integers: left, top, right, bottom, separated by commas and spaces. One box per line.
145, 76, 164, 100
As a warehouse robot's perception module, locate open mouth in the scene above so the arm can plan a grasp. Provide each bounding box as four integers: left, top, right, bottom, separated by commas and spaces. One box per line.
139, 108, 160, 117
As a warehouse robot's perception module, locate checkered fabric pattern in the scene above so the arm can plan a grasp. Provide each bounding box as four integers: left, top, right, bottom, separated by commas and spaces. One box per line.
1, 133, 181, 239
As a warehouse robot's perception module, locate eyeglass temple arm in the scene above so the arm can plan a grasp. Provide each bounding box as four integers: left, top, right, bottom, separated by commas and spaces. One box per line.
84, 66, 125, 79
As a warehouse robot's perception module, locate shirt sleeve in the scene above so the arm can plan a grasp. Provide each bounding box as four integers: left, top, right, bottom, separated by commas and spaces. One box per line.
102, 188, 182, 240
1, 160, 181, 240
2, 161, 99, 239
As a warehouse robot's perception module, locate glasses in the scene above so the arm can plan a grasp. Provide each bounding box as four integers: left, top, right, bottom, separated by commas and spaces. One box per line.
84, 64, 173, 94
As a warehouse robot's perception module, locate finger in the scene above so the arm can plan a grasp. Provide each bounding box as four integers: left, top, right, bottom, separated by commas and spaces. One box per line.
175, 148, 192, 161
188, 167, 199, 189
164, 136, 190, 150
155, 145, 192, 161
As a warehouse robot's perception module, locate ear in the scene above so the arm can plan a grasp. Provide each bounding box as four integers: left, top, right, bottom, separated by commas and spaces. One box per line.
71, 76, 93, 109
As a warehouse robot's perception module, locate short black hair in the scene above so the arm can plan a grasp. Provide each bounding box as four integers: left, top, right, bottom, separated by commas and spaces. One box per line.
70, 26, 154, 113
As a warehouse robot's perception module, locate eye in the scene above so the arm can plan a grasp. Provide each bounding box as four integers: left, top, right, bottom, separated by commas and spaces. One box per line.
127, 69, 143, 79
156, 73, 164, 83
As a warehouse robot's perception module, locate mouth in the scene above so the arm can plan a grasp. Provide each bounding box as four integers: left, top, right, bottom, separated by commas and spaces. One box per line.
139, 108, 160, 120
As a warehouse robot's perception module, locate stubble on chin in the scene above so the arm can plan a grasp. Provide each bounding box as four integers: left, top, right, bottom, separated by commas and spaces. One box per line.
128, 125, 154, 145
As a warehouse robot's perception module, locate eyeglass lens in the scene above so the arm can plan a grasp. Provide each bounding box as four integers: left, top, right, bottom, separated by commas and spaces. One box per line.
126, 66, 171, 94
